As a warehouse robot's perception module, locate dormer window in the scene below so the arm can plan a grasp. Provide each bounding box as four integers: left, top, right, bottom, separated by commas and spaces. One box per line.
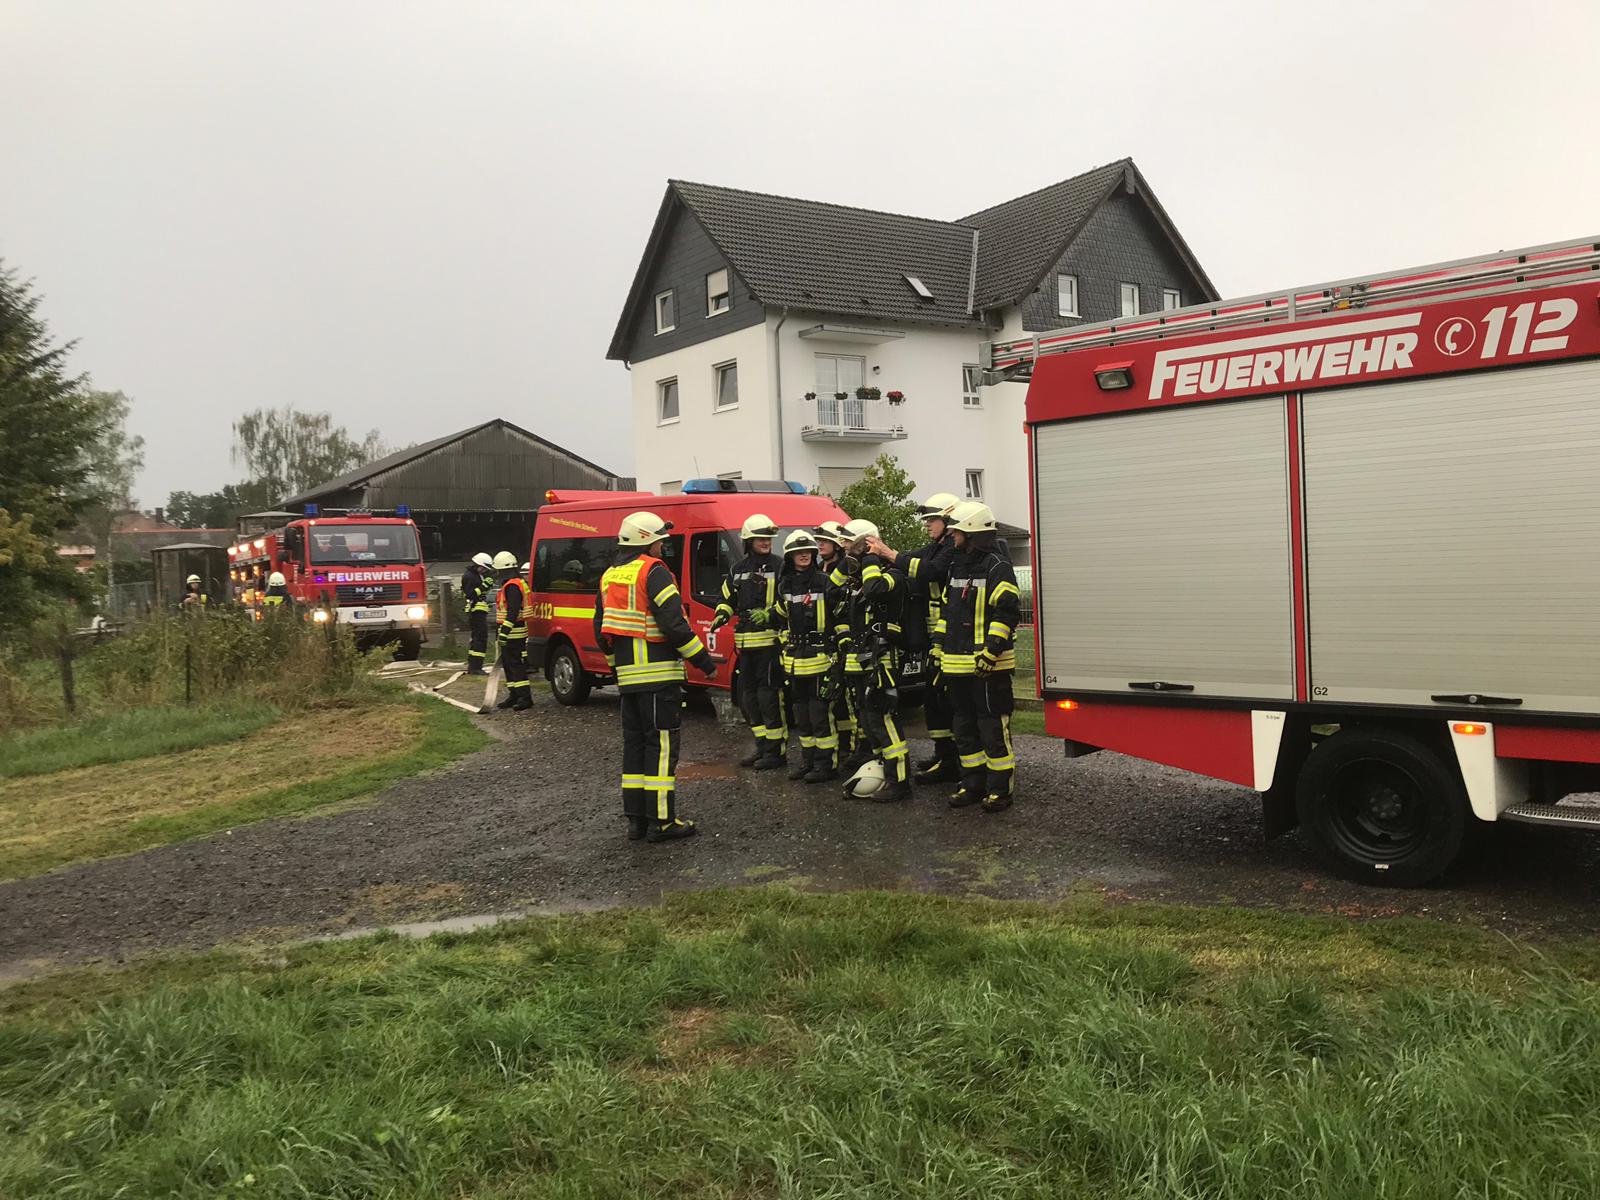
654, 290, 676, 334
706, 269, 730, 316
904, 274, 934, 301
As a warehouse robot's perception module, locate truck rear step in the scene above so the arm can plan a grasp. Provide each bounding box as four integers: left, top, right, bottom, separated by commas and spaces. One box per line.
1500, 801, 1600, 830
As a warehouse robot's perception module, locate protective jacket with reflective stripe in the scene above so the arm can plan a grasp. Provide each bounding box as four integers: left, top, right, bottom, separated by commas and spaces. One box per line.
775, 565, 835, 677
497, 577, 530, 639
835, 553, 906, 675
940, 545, 1020, 675
461, 565, 492, 614
594, 549, 711, 691
713, 551, 782, 648
899, 533, 957, 653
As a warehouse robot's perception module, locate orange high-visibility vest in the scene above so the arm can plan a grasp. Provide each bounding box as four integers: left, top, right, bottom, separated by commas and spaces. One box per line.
600, 555, 667, 643
496, 576, 530, 638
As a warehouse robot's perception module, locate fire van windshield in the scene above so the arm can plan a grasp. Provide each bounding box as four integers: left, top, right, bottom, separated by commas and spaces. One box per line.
308, 524, 422, 565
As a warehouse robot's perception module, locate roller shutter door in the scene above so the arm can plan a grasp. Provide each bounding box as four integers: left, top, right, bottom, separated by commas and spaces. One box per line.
1303, 359, 1600, 714
1032, 396, 1295, 699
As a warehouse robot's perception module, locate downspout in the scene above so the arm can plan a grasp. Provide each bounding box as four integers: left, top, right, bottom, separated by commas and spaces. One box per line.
772, 308, 789, 480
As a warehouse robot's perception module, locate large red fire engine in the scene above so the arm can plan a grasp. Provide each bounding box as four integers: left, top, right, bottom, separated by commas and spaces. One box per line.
994, 235, 1600, 885
228, 506, 431, 658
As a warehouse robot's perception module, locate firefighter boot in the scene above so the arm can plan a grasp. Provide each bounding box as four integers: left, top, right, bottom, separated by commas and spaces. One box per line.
804, 751, 838, 784
948, 770, 987, 808
753, 744, 787, 771
788, 747, 814, 781
841, 740, 873, 776
916, 740, 961, 784
511, 691, 533, 712
626, 816, 647, 841
738, 739, 765, 768
495, 693, 517, 710
646, 817, 697, 843
981, 791, 1014, 814
873, 778, 912, 803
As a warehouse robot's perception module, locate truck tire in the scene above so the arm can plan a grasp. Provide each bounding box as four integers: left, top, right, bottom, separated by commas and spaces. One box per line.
549, 642, 591, 707
394, 630, 423, 661
1295, 727, 1468, 887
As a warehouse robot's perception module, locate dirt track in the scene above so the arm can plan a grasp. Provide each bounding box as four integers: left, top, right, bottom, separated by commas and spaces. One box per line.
4, 686, 1600, 976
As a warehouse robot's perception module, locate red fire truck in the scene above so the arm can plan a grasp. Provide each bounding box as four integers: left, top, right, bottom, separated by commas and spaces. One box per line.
228, 506, 432, 658
527, 481, 856, 705
993, 235, 1600, 885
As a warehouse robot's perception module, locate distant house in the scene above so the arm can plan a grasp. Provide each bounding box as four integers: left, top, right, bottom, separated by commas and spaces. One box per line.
279, 418, 633, 566
607, 157, 1217, 534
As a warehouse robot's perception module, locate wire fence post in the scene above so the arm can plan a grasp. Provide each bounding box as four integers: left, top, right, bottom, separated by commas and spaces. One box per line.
185, 640, 193, 706
59, 642, 76, 715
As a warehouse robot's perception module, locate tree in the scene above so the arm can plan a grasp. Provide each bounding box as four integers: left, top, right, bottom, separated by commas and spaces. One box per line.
165, 482, 275, 530
832, 453, 923, 552
77, 389, 146, 600
232, 406, 386, 502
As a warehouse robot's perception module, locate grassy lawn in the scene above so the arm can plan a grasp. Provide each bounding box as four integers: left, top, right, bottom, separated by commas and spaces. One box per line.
0, 695, 488, 881
5, 889, 1600, 1198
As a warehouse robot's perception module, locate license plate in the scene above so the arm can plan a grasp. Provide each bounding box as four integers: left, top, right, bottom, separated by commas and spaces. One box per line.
354, 608, 388, 620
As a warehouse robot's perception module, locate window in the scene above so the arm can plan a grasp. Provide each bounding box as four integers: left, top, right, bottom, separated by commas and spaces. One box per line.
706, 269, 730, 317
1119, 283, 1140, 318
657, 377, 679, 423
1057, 273, 1079, 318
962, 364, 983, 409
690, 531, 740, 608
814, 353, 866, 395
531, 536, 614, 593
309, 524, 421, 565
654, 290, 675, 334
965, 469, 984, 500
714, 360, 739, 410
1162, 287, 1182, 311
904, 274, 934, 301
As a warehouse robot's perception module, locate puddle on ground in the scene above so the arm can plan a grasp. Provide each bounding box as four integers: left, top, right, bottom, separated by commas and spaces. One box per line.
678, 761, 738, 780
317, 898, 619, 943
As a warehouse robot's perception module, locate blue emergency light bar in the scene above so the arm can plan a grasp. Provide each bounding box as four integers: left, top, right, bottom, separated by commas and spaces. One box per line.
304, 504, 319, 517
396, 504, 410, 516
682, 479, 808, 495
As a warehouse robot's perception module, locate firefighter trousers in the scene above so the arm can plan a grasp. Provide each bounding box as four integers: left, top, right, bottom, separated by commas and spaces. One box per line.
788, 663, 837, 767
832, 683, 858, 755
852, 674, 909, 783
923, 664, 954, 749
948, 672, 1016, 796
621, 684, 681, 823
735, 645, 786, 749
467, 611, 489, 670
500, 635, 529, 695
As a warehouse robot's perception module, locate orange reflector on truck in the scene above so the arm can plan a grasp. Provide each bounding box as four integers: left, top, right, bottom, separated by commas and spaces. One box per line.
1452, 723, 1487, 736
1057, 700, 1079, 711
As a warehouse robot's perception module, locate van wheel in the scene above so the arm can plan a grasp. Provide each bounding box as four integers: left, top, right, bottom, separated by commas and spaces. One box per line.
549, 642, 591, 706
1295, 727, 1467, 887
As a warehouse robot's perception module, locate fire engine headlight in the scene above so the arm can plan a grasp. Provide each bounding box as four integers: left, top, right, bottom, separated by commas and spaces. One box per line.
405, 605, 427, 620
1094, 361, 1135, 391
312, 609, 331, 623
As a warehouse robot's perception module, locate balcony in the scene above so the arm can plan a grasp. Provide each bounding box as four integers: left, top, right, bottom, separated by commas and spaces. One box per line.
797, 395, 908, 443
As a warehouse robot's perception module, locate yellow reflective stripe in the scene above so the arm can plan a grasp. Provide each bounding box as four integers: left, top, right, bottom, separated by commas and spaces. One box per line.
554, 606, 594, 619
990, 580, 1020, 603
960, 750, 989, 768
653, 584, 679, 606
676, 636, 705, 658
733, 630, 780, 647
986, 622, 1012, 639
907, 557, 921, 578
616, 661, 687, 683
622, 773, 646, 788
861, 565, 883, 581
942, 653, 978, 673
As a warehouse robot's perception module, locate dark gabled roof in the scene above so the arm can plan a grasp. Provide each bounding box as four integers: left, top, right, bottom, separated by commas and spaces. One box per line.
959, 158, 1218, 310
280, 419, 617, 506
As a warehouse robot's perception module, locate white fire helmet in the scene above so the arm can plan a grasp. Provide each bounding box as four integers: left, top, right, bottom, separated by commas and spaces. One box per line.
783, 529, 819, 556
843, 518, 880, 542
618, 511, 672, 547
949, 501, 997, 534
186, 574, 201, 585
471, 552, 493, 569
267, 571, 286, 588
917, 492, 962, 520
492, 550, 519, 570
844, 759, 887, 798
739, 513, 779, 541
816, 520, 849, 547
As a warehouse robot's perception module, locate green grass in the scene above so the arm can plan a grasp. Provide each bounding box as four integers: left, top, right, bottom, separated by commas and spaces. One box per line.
0, 700, 281, 779
6, 889, 1600, 1198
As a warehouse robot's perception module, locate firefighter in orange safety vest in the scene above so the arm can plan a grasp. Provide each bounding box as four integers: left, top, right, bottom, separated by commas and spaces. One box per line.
593, 511, 717, 843
493, 550, 533, 711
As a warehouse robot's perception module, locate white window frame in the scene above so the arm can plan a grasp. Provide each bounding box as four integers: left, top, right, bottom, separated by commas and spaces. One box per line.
1119, 283, 1140, 318
813, 352, 866, 395
962, 364, 984, 409
1057, 273, 1080, 318
965, 468, 984, 500
713, 360, 739, 412
1162, 287, 1182, 311
706, 269, 730, 317
656, 376, 680, 425
654, 289, 675, 335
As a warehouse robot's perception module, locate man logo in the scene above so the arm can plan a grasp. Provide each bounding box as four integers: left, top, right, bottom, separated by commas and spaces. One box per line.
1435, 316, 1476, 357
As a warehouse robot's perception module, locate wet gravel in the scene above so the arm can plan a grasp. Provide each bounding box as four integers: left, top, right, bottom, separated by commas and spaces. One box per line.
4, 687, 1600, 976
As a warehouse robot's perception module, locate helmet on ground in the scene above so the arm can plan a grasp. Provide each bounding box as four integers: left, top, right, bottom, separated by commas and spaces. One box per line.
845, 759, 887, 798
949, 501, 997, 534
917, 491, 963, 520
619, 511, 672, 546
471, 552, 493, 569
740, 513, 779, 540
186, 574, 201, 585
267, 571, 286, 587
843, 518, 879, 541
492, 550, 519, 570
783, 529, 819, 556
815, 520, 849, 547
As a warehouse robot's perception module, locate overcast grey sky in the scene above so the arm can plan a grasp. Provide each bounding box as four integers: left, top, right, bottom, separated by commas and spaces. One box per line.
4, 0, 1597, 505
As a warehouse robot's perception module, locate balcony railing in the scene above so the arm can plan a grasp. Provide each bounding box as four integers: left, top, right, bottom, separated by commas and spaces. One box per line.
797, 395, 908, 442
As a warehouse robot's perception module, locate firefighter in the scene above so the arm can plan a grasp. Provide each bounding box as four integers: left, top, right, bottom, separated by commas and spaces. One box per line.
941, 501, 1022, 812
179, 574, 208, 610
493, 550, 533, 711
814, 520, 859, 763
261, 571, 291, 608
836, 518, 912, 801
710, 513, 786, 770
593, 511, 716, 842
867, 491, 962, 782
775, 529, 840, 783
461, 552, 494, 676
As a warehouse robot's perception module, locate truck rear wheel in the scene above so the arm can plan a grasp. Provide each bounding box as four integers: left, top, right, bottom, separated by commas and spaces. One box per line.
549, 642, 591, 706
1295, 727, 1467, 887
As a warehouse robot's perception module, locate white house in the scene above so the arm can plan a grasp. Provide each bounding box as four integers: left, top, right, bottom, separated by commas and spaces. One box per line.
606, 158, 1216, 540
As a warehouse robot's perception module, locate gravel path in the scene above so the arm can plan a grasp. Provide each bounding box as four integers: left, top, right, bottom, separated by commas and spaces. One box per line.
5, 688, 1600, 976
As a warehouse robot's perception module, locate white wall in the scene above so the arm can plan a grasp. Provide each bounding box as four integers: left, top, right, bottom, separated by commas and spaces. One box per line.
630, 321, 772, 493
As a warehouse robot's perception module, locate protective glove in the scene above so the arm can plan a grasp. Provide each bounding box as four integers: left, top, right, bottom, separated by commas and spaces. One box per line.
709, 611, 730, 633
974, 648, 998, 676
744, 608, 769, 630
